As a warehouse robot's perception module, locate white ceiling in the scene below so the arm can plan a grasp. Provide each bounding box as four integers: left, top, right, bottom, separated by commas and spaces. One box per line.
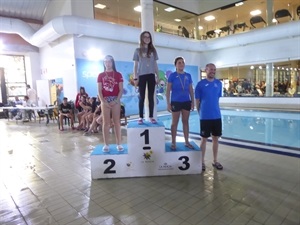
0, 0, 49, 24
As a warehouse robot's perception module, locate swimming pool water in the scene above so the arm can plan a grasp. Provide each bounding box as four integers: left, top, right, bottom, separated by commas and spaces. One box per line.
159, 109, 300, 150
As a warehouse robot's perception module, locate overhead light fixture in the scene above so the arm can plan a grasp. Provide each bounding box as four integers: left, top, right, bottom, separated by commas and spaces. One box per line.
204, 15, 215, 21
85, 48, 103, 61
134, 5, 142, 12
94, 3, 106, 9
164, 7, 175, 12
174, 19, 181, 22
235, 2, 244, 7
250, 10, 261, 16
198, 26, 203, 30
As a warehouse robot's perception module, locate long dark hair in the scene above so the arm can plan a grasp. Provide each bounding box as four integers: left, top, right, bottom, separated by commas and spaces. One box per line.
139, 31, 157, 58
79, 86, 87, 95
103, 55, 117, 72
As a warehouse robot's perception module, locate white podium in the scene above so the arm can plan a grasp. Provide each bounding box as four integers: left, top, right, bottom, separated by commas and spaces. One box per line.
91, 121, 202, 179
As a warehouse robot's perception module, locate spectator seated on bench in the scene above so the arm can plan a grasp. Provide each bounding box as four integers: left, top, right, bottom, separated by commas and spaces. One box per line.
59, 97, 75, 131
21, 96, 35, 122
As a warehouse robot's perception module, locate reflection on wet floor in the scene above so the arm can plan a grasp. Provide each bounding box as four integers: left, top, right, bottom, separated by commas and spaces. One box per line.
0, 120, 299, 225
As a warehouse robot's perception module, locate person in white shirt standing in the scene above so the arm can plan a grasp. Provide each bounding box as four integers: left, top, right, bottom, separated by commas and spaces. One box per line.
26, 84, 37, 106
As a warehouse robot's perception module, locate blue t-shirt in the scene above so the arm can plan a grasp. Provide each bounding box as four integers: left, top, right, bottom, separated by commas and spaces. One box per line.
195, 78, 222, 120
168, 72, 193, 102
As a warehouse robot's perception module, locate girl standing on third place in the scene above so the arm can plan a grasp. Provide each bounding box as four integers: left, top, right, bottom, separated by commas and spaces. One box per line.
166, 57, 194, 151
97, 55, 124, 152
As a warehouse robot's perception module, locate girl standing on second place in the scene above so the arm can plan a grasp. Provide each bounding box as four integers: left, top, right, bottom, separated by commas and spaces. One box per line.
97, 55, 124, 152
166, 57, 195, 150
133, 31, 159, 125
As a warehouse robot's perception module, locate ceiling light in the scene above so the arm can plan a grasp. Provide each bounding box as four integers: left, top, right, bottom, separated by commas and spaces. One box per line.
134, 5, 142, 12
250, 10, 261, 16
164, 7, 175, 12
174, 19, 181, 22
198, 26, 203, 30
204, 15, 215, 21
235, 2, 244, 7
94, 3, 106, 9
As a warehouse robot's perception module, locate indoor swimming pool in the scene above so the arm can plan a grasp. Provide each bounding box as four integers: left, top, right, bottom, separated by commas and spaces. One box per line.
159, 109, 300, 151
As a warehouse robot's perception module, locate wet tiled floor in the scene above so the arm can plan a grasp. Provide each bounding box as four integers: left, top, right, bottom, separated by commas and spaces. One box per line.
0, 119, 299, 225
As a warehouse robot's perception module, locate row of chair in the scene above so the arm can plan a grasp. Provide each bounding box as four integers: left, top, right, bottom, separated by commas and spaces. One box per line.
206, 7, 300, 38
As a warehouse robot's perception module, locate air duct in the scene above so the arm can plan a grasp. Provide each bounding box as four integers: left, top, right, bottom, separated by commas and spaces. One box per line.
0, 15, 299, 51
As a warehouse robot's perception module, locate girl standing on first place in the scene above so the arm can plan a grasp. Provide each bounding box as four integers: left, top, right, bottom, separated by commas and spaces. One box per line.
133, 31, 159, 124
97, 55, 124, 152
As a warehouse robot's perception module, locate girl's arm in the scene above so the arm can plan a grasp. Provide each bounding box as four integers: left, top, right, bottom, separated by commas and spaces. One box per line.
189, 84, 194, 110
166, 82, 172, 112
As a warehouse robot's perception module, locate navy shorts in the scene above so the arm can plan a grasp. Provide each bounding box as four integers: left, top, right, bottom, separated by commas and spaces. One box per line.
200, 118, 222, 138
171, 101, 192, 112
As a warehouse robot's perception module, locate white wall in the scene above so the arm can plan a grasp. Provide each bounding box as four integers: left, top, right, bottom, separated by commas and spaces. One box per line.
199, 36, 300, 68
44, 0, 94, 23
44, 0, 72, 23
71, 0, 94, 19
39, 36, 76, 101
74, 36, 200, 66
220, 97, 300, 110
25, 52, 40, 91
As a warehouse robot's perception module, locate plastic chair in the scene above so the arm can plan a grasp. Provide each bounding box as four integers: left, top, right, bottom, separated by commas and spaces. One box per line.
250, 16, 266, 28
275, 9, 293, 23
219, 26, 231, 35
206, 30, 216, 38
233, 22, 248, 33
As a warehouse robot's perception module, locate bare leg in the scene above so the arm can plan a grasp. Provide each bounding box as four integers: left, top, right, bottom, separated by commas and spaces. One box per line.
171, 111, 180, 146
200, 137, 207, 164
111, 103, 121, 145
181, 109, 190, 145
212, 135, 219, 163
101, 104, 111, 146
88, 115, 99, 132
59, 115, 64, 129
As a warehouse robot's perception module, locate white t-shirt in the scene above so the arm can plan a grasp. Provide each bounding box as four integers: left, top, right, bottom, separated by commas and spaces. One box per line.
27, 88, 37, 103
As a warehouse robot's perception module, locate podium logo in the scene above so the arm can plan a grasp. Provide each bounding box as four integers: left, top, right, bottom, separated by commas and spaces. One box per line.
159, 163, 173, 171
143, 150, 153, 160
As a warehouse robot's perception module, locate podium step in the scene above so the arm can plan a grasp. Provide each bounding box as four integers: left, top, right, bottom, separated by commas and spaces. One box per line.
165, 141, 200, 152
91, 144, 128, 155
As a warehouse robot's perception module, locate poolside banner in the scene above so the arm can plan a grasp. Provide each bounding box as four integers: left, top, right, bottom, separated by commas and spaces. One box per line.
76, 58, 198, 116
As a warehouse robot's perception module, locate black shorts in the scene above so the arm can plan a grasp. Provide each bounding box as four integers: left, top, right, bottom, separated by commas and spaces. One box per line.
171, 101, 191, 112
200, 118, 222, 138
